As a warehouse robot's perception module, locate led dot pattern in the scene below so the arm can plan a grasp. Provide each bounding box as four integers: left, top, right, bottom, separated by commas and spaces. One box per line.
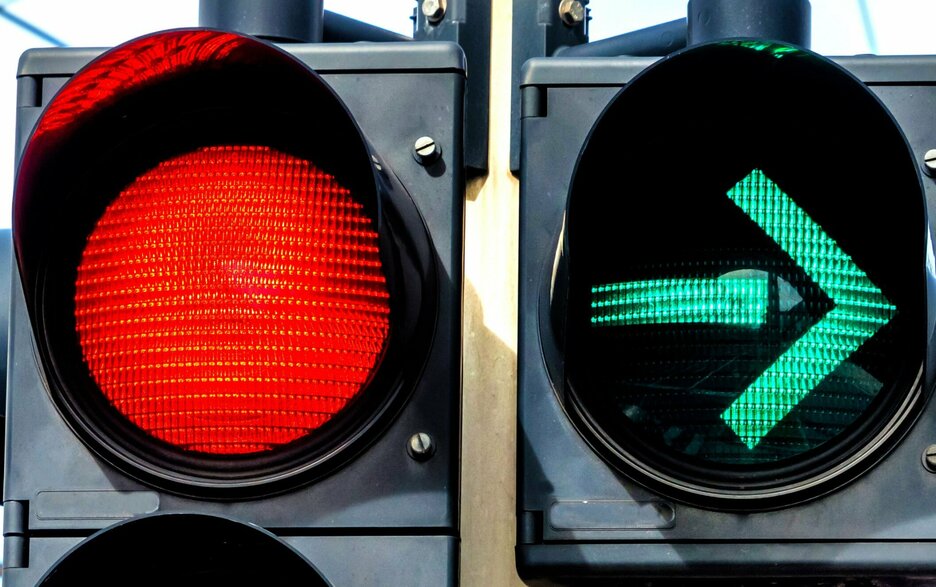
573, 171, 903, 465
720, 169, 896, 448
74, 145, 391, 455
591, 276, 768, 327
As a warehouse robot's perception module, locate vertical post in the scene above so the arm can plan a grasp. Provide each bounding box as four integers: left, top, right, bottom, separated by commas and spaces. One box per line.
688, 0, 811, 48
461, 0, 524, 583
199, 0, 325, 43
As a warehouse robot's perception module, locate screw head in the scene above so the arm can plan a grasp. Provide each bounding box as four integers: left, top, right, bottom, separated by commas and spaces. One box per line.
422, 0, 446, 24
558, 0, 586, 26
413, 136, 442, 165
923, 444, 936, 472
924, 149, 936, 177
408, 432, 435, 461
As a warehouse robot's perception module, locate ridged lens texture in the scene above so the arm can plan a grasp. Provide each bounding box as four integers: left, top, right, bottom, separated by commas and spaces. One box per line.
719, 170, 896, 450
571, 165, 906, 466
583, 170, 898, 461
74, 145, 390, 455
592, 275, 769, 328
33, 30, 249, 141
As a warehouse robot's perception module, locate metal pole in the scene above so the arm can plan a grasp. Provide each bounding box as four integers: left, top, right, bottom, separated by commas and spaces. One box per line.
687, 0, 811, 48
199, 0, 325, 43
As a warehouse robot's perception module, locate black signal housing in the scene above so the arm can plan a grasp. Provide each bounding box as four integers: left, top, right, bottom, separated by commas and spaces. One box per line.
517, 43, 936, 584
6, 30, 464, 586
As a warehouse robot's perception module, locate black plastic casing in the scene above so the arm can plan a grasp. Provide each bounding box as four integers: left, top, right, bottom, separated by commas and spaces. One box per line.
517, 55, 936, 585
5, 41, 464, 587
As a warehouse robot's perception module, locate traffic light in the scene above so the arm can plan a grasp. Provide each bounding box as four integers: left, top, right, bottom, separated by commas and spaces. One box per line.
517, 38, 936, 583
6, 28, 463, 585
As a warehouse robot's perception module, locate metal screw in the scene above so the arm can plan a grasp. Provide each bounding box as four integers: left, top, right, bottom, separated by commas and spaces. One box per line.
924, 149, 936, 177
422, 0, 446, 24
923, 444, 936, 472
558, 0, 586, 26
408, 432, 435, 461
413, 136, 442, 165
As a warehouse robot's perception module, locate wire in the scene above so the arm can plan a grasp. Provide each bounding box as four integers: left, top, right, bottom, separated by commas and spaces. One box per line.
0, 6, 65, 47
856, 0, 878, 54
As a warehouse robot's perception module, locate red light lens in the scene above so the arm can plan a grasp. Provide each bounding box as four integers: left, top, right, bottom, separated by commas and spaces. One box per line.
33, 30, 250, 141
74, 145, 391, 455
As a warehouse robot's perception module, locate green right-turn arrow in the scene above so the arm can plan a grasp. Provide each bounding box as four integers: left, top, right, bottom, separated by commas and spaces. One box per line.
720, 169, 897, 449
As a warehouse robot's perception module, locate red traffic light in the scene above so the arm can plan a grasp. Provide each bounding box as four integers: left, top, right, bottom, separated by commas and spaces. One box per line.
75, 144, 391, 455
7, 19, 465, 586
13, 28, 437, 495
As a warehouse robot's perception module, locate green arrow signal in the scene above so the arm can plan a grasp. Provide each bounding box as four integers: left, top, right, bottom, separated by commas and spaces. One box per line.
591, 274, 769, 327
720, 169, 896, 449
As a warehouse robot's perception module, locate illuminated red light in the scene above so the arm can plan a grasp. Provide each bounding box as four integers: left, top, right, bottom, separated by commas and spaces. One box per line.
74, 145, 391, 455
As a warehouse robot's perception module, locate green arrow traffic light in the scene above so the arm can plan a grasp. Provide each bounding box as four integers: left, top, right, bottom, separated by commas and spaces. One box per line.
591, 274, 769, 327
720, 170, 896, 449
589, 169, 896, 451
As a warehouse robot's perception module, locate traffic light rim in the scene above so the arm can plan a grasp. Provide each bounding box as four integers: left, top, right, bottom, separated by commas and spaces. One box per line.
13, 29, 439, 498
550, 39, 932, 509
